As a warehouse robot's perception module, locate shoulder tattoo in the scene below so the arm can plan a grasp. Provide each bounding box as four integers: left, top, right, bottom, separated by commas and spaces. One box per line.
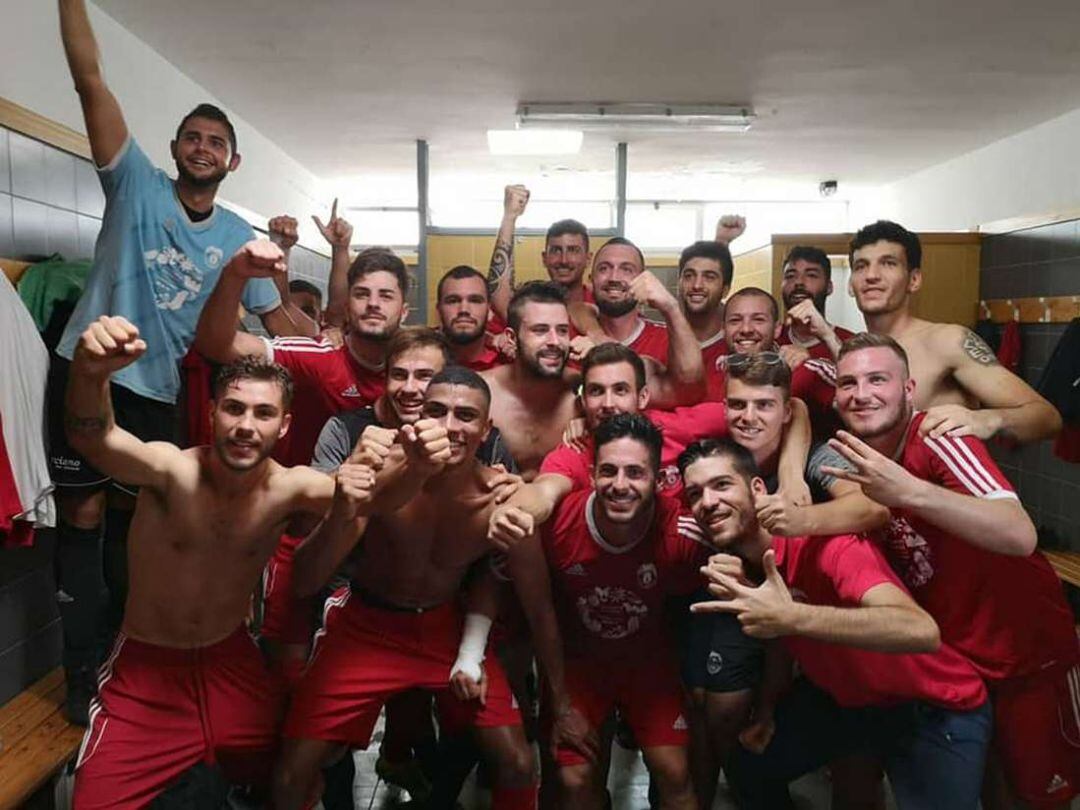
961, 329, 999, 366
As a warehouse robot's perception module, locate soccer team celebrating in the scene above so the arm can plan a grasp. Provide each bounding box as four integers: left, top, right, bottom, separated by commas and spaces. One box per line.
49, 1, 1079, 807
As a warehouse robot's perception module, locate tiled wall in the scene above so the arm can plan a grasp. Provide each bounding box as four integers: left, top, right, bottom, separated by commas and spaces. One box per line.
979, 219, 1080, 550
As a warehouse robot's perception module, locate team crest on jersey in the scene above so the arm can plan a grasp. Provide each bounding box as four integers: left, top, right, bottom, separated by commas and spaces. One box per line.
146, 247, 204, 311
205, 246, 224, 269
658, 465, 681, 491
576, 586, 648, 640
881, 517, 934, 588
637, 563, 658, 589
341, 385, 361, 397
706, 651, 723, 675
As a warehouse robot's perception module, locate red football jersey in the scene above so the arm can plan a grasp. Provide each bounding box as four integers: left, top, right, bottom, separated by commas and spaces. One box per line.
880, 412, 1078, 680
778, 323, 857, 360
266, 337, 385, 466
625, 319, 670, 366
699, 332, 728, 402
457, 344, 507, 372
774, 533, 987, 710
790, 358, 840, 440
542, 491, 709, 660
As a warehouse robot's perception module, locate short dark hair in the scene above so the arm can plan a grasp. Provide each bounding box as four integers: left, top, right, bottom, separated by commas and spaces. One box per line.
437, 265, 488, 302
580, 343, 647, 391
726, 354, 791, 399
428, 365, 491, 409
677, 437, 759, 481
212, 356, 293, 410
849, 220, 922, 271
288, 279, 322, 300
679, 241, 734, 288
347, 247, 410, 295
726, 286, 779, 322
782, 246, 832, 281
593, 412, 662, 472
176, 104, 237, 154
546, 219, 590, 251
596, 237, 645, 271
837, 332, 911, 377
506, 280, 567, 332
385, 326, 452, 371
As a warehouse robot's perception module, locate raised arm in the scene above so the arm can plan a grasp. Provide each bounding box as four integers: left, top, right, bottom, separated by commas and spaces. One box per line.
714, 214, 747, 246
630, 272, 706, 408
65, 316, 181, 492
487, 185, 529, 323
488, 473, 573, 551
59, 0, 128, 167
756, 479, 891, 537
194, 240, 286, 362
264, 215, 319, 338
695, 550, 940, 653
776, 398, 812, 504
312, 199, 354, 329
922, 325, 1062, 444
824, 430, 1037, 556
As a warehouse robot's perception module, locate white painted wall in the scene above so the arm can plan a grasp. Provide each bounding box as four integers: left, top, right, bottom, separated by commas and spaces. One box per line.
849, 107, 1080, 232
0, 0, 331, 251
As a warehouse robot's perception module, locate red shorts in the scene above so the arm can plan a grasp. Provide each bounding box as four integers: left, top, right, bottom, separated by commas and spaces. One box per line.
73, 628, 286, 810
550, 654, 689, 766
991, 657, 1080, 807
284, 588, 522, 745
260, 532, 318, 645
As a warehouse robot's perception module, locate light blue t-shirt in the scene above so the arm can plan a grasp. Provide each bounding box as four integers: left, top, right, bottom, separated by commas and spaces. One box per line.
56, 138, 280, 403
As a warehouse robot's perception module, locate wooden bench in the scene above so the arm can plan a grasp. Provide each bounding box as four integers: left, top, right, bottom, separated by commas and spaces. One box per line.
0, 668, 85, 809
1044, 550, 1080, 589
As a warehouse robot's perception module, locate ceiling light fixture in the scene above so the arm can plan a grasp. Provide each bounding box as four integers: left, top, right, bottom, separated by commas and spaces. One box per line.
487, 129, 584, 155
517, 103, 755, 133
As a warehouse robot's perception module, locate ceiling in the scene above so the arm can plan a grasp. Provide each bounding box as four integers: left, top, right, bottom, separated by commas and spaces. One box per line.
96, 0, 1080, 190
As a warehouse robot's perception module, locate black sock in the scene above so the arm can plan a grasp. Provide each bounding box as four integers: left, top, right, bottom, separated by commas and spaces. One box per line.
103, 506, 133, 641
321, 754, 356, 810
54, 519, 104, 669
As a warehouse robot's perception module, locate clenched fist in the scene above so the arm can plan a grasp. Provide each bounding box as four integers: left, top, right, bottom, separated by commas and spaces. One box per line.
401, 418, 451, 471
488, 504, 535, 552
73, 316, 147, 378
267, 215, 299, 250
225, 239, 287, 280
334, 460, 376, 520
503, 185, 530, 220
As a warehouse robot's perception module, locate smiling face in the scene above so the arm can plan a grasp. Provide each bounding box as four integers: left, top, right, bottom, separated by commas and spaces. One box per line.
513, 301, 571, 378
683, 453, 765, 548
385, 345, 447, 425
725, 377, 790, 461
849, 240, 921, 317
581, 361, 649, 429
592, 244, 644, 318
781, 258, 831, 313
723, 292, 782, 355
421, 382, 491, 465
543, 234, 592, 289
437, 275, 489, 345
834, 346, 915, 439
211, 380, 290, 471
679, 256, 728, 317
592, 436, 657, 524
348, 270, 407, 342
171, 116, 238, 189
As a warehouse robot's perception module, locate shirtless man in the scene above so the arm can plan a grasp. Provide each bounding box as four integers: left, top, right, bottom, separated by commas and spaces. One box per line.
778, 245, 856, 362
482, 282, 580, 479
276, 367, 587, 810
64, 316, 335, 809
849, 220, 1061, 442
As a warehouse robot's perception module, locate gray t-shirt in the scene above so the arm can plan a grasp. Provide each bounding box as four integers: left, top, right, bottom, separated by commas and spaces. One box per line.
763, 441, 856, 502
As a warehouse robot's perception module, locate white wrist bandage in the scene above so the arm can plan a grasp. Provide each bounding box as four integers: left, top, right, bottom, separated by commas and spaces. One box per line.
450, 613, 493, 683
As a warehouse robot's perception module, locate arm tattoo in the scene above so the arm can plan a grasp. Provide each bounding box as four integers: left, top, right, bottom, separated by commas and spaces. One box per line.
961, 330, 999, 366
64, 412, 108, 434
487, 239, 514, 297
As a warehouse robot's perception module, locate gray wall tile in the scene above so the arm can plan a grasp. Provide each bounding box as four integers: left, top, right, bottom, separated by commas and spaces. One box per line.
0, 128, 9, 193
12, 197, 49, 257
0, 193, 13, 258
43, 148, 76, 210
0, 568, 59, 653
47, 206, 80, 259
75, 159, 105, 218
9, 131, 46, 202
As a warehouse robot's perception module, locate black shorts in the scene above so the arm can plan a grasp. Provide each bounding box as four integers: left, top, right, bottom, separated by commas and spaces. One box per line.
47, 354, 180, 495
680, 587, 764, 694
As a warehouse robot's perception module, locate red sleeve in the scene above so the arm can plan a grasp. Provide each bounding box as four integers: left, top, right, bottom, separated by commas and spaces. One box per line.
792, 361, 837, 412
821, 535, 902, 604
543, 490, 590, 569
657, 499, 712, 594
266, 337, 336, 387
918, 431, 1018, 500
539, 445, 592, 490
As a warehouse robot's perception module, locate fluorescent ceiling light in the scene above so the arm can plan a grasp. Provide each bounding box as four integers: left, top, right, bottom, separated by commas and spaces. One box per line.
487, 129, 584, 155
517, 103, 754, 132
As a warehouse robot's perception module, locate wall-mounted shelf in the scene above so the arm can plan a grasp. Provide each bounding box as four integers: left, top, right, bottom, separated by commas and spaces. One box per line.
978, 296, 1080, 324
